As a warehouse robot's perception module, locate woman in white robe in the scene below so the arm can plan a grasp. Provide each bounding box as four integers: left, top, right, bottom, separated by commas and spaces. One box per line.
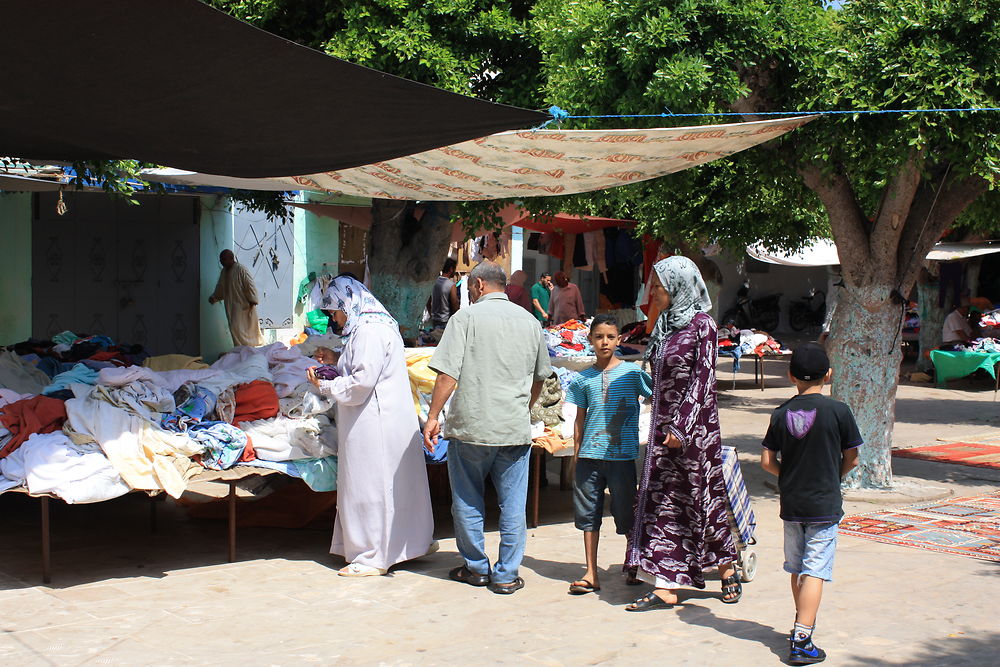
307, 276, 435, 576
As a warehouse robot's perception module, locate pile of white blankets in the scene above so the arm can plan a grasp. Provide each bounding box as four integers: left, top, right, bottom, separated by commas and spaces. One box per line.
0, 342, 338, 504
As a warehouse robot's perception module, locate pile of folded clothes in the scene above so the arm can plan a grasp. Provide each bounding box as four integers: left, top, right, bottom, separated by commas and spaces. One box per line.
718, 326, 786, 372
0, 335, 340, 504
544, 319, 593, 357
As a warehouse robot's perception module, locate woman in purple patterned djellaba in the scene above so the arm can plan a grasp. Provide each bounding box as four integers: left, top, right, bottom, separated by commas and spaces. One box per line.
624, 256, 740, 611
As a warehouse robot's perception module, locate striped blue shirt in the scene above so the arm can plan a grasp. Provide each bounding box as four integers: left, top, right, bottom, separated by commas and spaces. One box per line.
565, 361, 653, 460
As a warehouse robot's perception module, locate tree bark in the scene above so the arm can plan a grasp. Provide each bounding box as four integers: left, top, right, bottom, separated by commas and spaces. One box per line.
915, 266, 945, 374
827, 284, 903, 489
366, 199, 455, 337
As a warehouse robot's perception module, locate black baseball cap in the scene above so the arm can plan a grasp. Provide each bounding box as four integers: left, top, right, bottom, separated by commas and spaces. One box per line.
790, 343, 830, 381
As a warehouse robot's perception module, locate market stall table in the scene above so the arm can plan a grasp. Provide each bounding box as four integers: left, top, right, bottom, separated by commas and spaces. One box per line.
717, 350, 792, 390
7, 465, 305, 583
930, 348, 1000, 397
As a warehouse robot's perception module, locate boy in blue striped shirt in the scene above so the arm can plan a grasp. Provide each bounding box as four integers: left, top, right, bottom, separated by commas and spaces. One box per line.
565, 314, 653, 595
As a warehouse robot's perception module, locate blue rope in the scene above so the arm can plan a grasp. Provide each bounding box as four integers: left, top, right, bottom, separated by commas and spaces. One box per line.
536, 105, 1000, 128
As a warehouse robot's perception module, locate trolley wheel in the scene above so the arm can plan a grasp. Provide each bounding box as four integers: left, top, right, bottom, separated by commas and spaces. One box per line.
738, 549, 758, 583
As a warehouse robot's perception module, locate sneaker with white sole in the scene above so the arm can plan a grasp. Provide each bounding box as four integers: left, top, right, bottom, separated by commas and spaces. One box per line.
789, 635, 826, 665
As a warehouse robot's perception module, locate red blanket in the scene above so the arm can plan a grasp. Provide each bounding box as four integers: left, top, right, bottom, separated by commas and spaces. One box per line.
232, 380, 279, 426
0, 396, 68, 457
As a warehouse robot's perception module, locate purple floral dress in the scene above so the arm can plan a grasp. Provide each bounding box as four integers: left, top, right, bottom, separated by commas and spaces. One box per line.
625, 311, 736, 588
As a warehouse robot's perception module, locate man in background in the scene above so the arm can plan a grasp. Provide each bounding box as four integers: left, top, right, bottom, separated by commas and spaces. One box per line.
531, 272, 553, 325
209, 249, 264, 347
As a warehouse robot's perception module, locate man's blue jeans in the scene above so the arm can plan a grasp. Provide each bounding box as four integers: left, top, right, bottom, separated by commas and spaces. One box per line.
447, 439, 530, 584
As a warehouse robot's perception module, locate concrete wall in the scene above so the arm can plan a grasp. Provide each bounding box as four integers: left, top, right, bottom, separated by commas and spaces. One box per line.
714, 253, 833, 332
0, 194, 32, 344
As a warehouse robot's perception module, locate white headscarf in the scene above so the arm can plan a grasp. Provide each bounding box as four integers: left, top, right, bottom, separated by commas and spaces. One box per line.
326, 276, 399, 338
646, 256, 713, 358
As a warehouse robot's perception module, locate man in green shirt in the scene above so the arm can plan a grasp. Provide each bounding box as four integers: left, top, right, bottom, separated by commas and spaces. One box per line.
531, 272, 553, 324
423, 261, 551, 595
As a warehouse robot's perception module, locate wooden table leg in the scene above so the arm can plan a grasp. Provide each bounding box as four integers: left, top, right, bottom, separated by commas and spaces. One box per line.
41, 496, 51, 584
528, 448, 541, 529
227, 483, 237, 563
149, 494, 159, 534
560, 457, 572, 491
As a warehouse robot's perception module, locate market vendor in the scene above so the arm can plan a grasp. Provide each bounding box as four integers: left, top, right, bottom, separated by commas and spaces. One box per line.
306, 276, 434, 577
942, 297, 975, 348
550, 271, 586, 324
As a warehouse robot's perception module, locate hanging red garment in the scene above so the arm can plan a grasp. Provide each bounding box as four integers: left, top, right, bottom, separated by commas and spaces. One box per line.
0, 396, 68, 457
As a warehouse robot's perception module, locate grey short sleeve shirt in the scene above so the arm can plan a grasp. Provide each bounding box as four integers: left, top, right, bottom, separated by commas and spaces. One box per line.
430, 291, 552, 446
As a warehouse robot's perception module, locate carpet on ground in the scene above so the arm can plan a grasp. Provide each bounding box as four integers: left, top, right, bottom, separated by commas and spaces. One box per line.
840, 491, 1000, 562
893, 442, 1000, 471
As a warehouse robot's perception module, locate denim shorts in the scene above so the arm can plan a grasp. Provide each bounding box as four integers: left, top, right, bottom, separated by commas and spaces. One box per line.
573, 458, 637, 534
783, 521, 838, 582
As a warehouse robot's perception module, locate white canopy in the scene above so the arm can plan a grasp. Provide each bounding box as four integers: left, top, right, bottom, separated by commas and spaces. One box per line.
748, 240, 1000, 266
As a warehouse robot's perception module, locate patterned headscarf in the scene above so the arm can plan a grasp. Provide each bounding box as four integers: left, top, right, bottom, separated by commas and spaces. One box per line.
646, 256, 712, 358
326, 276, 399, 338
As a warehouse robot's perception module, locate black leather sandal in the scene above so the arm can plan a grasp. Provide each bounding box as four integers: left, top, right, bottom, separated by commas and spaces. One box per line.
625, 590, 676, 612
721, 574, 743, 604
449, 566, 489, 587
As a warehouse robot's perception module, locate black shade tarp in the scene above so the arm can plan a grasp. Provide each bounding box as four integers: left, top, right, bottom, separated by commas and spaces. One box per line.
0, 0, 547, 178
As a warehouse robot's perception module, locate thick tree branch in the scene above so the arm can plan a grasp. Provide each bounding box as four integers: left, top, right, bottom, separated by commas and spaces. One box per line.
797, 163, 872, 285
897, 171, 989, 293
871, 149, 924, 268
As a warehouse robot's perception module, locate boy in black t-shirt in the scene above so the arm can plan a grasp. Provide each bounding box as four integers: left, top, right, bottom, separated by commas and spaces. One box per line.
761, 343, 861, 666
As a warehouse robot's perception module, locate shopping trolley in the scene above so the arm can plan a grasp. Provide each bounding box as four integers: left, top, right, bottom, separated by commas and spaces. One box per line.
721, 445, 758, 582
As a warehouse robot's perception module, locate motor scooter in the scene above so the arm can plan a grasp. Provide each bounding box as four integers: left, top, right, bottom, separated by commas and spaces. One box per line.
721, 281, 782, 332
788, 288, 827, 331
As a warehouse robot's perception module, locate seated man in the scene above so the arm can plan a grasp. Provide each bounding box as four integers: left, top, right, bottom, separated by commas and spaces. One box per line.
941, 297, 975, 348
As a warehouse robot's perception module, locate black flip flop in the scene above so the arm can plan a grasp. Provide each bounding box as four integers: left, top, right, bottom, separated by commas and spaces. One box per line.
625, 590, 676, 612
625, 567, 641, 586
568, 579, 600, 595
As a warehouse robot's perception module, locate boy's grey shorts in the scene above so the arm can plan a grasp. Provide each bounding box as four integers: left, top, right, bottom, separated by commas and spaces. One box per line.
573, 458, 637, 534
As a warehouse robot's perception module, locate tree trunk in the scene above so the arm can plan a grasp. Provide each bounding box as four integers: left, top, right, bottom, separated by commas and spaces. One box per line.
916, 266, 944, 374
827, 284, 903, 489
366, 199, 455, 337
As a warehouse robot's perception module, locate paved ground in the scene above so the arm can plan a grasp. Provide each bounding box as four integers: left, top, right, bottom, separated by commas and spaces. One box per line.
1, 359, 998, 666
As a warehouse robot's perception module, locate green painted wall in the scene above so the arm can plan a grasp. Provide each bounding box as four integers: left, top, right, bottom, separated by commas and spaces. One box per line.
0, 194, 32, 344
290, 196, 341, 332
199, 196, 235, 362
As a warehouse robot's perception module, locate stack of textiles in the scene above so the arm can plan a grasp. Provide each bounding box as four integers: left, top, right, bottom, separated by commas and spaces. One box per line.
718, 328, 786, 372
979, 309, 1000, 330
0, 339, 340, 502
955, 337, 1000, 353
544, 319, 593, 358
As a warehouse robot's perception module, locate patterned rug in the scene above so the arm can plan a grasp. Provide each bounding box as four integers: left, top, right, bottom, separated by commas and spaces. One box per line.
840, 492, 1000, 562
893, 442, 1000, 470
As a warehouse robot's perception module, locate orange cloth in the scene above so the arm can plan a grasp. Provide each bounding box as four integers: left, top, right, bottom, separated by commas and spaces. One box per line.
232, 380, 279, 426
532, 427, 572, 454
0, 396, 68, 457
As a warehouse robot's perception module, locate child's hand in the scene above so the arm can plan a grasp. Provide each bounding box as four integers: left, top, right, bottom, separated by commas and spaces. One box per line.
664, 432, 683, 449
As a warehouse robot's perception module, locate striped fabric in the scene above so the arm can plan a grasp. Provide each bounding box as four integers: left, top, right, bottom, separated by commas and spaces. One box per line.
721, 446, 757, 547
